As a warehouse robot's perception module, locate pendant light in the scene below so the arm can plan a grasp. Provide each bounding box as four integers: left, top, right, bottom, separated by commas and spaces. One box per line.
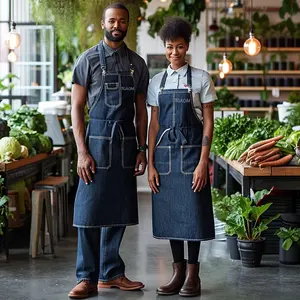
219, 71, 225, 79
6, 0, 21, 63
219, 0, 233, 75
209, 0, 219, 32
219, 53, 232, 75
6, 22, 21, 50
8, 50, 18, 63
243, 0, 261, 56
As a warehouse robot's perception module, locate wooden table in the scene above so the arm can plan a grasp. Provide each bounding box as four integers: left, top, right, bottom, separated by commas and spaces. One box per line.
210, 153, 300, 197
0, 148, 63, 261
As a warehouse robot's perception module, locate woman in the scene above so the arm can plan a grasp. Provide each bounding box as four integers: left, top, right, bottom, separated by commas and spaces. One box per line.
147, 17, 217, 297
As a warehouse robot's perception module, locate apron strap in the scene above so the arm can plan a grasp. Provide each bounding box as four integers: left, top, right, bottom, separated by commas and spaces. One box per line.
98, 40, 107, 75
159, 65, 192, 91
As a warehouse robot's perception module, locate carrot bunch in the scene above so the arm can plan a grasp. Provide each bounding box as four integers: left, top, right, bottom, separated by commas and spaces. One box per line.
237, 135, 293, 168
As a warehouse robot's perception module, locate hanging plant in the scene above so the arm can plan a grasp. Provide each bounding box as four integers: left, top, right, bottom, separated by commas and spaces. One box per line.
147, 0, 206, 38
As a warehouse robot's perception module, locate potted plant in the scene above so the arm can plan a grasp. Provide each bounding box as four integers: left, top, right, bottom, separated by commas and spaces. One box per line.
212, 188, 242, 260
275, 227, 300, 264
226, 187, 280, 267
278, 92, 300, 122
215, 87, 240, 110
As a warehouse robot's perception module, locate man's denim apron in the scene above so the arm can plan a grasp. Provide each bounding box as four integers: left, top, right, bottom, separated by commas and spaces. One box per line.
73, 41, 138, 227
152, 65, 215, 241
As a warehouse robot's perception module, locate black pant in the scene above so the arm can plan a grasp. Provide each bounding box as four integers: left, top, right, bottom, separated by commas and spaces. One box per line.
170, 240, 200, 264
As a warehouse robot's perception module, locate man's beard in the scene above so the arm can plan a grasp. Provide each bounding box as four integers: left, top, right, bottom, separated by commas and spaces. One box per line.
104, 28, 127, 42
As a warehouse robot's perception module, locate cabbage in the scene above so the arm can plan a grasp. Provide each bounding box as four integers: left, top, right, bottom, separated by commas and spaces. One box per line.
0, 137, 21, 160
38, 134, 52, 153
20, 145, 29, 158
9, 128, 32, 152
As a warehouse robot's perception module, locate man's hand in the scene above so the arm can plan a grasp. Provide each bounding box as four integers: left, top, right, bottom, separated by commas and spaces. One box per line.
192, 161, 208, 193
134, 152, 147, 176
77, 151, 96, 184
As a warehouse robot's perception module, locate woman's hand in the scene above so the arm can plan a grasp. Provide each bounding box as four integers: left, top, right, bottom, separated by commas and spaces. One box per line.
148, 165, 160, 194
192, 161, 208, 192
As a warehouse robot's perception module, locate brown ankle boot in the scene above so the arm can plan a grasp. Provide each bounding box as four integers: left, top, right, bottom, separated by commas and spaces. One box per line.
157, 261, 186, 295
179, 262, 201, 297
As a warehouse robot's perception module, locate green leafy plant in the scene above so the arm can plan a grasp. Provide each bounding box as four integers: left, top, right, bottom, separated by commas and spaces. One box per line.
288, 92, 300, 104
0, 176, 12, 236
285, 103, 300, 127
226, 188, 280, 240
7, 105, 47, 134
147, 0, 206, 38
0, 74, 19, 93
215, 86, 239, 110
276, 227, 300, 251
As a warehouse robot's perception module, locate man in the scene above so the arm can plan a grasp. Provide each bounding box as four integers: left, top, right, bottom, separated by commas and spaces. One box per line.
68, 3, 149, 299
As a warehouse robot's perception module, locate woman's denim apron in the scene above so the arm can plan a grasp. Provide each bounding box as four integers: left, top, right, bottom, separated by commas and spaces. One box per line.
152, 66, 215, 241
73, 41, 138, 227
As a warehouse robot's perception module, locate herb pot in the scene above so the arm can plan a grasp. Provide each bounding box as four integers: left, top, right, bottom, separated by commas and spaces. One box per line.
285, 78, 294, 87
285, 38, 294, 47
281, 62, 287, 70
245, 78, 255, 87
276, 78, 285, 86
295, 38, 300, 47
288, 61, 295, 70
266, 78, 275, 86
238, 238, 265, 268
226, 235, 241, 260
233, 78, 242, 86
278, 37, 286, 47
294, 78, 300, 87
255, 78, 262, 87
279, 239, 300, 265
218, 38, 226, 47
267, 38, 278, 48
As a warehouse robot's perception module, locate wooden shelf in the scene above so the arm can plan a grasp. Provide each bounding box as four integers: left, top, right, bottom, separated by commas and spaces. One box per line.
209, 70, 300, 75
207, 47, 300, 52
215, 86, 300, 91
217, 107, 278, 112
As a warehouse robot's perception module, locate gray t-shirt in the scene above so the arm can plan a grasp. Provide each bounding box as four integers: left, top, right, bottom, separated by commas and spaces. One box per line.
72, 41, 149, 108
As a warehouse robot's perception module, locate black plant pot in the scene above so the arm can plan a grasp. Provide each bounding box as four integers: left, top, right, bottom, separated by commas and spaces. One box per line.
226, 235, 241, 260
238, 238, 265, 268
279, 239, 300, 265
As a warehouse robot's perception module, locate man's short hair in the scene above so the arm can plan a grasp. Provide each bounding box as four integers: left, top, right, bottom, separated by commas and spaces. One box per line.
102, 3, 130, 21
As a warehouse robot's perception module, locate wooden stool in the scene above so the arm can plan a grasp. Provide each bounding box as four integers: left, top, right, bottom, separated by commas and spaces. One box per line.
29, 190, 54, 258
34, 176, 69, 241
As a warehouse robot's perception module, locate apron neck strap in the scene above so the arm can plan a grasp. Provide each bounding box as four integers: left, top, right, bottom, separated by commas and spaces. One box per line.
159, 65, 192, 90
98, 40, 134, 75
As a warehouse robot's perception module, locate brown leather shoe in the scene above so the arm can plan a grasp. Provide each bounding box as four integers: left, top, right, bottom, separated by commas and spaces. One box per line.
157, 261, 186, 295
179, 263, 201, 297
98, 275, 144, 291
68, 281, 98, 299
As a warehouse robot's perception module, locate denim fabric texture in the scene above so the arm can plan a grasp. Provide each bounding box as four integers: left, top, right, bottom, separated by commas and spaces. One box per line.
74, 40, 139, 283
152, 66, 215, 241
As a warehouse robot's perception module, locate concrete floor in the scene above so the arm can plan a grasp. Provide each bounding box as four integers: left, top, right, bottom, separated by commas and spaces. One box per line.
0, 192, 299, 300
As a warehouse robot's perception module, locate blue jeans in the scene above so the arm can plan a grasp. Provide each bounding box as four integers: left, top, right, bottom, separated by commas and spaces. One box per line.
76, 226, 126, 284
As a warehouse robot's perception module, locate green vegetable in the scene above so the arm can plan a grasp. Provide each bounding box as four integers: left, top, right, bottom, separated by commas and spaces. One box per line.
9, 127, 32, 152
285, 103, 300, 127
286, 130, 300, 148
38, 134, 52, 153
0, 137, 21, 160
276, 227, 300, 251
7, 105, 47, 134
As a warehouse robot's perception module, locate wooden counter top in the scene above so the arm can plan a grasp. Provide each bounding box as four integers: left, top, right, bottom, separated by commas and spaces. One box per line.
221, 156, 300, 177
0, 147, 63, 172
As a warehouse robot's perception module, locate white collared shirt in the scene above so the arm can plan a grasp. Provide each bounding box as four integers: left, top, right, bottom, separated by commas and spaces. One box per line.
147, 64, 217, 121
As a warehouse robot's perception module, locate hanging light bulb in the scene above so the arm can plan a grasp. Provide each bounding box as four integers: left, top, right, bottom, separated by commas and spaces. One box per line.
6, 22, 21, 50
219, 53, 232, 75
244, 31, 261, 56
219, 71, 225, 79
8, 50, 18, 63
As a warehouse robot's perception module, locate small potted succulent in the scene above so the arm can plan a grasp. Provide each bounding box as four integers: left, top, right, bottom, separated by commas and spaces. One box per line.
275, 227, 300, 265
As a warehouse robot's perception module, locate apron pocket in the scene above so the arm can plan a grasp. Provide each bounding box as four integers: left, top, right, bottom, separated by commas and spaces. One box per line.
89, 136, 112, 169
105, 82, 121, 107
122, 137, 137, 168
154, 146, 171, 175
181, 145, 201, 175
